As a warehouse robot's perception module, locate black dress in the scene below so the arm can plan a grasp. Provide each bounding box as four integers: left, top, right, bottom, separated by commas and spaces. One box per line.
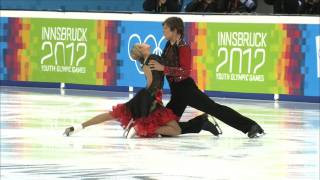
110, 54, 178, 137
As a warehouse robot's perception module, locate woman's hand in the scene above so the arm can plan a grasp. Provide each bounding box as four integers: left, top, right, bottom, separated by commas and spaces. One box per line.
149, 60, 165, 71
159, 0, 167, 5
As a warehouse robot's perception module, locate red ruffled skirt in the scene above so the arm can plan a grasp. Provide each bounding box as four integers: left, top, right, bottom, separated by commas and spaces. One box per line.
110, 104, 178, 138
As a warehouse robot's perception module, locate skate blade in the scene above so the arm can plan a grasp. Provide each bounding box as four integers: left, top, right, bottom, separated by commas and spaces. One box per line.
208, 115, 223, 135
252, 132, 266, 138
126, 127, 137, 139
123, 119, 135, 138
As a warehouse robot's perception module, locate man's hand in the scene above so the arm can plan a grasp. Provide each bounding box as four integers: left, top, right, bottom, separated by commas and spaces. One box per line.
149, 60, 165, 71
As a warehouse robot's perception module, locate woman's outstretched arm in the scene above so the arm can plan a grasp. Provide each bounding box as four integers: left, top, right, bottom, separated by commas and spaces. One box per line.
82, 112, 115, 128
64, 112, 115, 136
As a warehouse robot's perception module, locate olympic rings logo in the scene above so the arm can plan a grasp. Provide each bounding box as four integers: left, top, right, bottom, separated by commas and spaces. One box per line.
128, 34, 166, 74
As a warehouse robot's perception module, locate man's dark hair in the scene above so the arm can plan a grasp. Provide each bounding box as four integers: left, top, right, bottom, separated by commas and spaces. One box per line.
162, 17, 184, 38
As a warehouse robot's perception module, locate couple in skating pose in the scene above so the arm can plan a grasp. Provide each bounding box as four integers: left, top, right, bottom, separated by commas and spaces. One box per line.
64, 17, 265, 138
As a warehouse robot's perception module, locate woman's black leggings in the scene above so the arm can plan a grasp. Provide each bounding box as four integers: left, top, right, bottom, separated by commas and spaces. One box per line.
165, 78, 257, 134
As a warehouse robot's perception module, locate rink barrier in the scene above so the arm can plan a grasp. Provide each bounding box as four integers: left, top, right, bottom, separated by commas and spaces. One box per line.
1, 80, 319, 103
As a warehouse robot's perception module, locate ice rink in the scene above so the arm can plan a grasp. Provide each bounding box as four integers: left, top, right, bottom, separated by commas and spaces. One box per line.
1, 86, 319, 180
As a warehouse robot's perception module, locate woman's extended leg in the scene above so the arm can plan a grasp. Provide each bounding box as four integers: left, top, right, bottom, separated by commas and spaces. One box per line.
156, 120, 181, 136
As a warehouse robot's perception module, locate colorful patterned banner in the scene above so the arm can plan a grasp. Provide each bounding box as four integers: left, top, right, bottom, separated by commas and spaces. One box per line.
1, 15, 319, 97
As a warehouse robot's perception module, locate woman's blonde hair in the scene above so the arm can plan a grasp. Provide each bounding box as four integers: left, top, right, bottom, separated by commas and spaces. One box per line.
130, 43, 144, 64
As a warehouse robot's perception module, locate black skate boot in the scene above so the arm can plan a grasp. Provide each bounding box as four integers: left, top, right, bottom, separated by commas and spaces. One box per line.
202, 114, 223, 136
247, 124, 265, 138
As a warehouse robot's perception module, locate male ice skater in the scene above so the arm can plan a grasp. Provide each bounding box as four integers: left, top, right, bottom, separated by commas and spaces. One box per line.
149, 17, 265, 138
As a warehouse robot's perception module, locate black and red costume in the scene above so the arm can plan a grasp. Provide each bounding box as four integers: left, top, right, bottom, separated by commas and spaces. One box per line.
111, 54, 178, 137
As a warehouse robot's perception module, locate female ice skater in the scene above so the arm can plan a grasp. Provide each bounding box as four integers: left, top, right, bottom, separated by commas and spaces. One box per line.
63, 43, 182, 138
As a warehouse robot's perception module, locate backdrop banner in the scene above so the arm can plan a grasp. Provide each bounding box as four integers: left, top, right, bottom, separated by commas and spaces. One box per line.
1, 12, 319, 97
